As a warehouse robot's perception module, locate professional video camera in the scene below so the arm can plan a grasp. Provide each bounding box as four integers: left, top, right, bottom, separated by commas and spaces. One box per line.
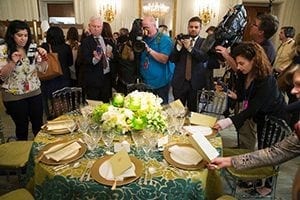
129, 19, 147, 53
200, 4, 247, 53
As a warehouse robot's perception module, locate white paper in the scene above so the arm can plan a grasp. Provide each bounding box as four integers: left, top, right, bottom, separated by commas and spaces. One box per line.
99, 160, 136, 181
190, 133, 219, 161
168, 145, 202, 165
183, 125, 212, 136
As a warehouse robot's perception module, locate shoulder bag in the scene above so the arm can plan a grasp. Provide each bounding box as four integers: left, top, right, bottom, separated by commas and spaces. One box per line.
38, 44, 63, 80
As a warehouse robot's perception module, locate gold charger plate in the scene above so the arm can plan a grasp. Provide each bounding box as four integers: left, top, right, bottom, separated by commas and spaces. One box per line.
91, 156, 143, 187
163, 143, 206, 170
37, 140, 86, 165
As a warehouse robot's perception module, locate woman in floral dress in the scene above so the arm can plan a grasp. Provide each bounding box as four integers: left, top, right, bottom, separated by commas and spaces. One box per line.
0, 20, 48, 140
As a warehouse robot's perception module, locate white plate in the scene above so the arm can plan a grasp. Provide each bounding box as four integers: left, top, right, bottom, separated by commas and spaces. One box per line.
99, 160, 136, 181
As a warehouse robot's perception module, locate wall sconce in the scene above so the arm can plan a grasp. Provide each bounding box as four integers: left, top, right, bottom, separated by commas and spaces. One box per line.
143, 2, 170, 19
99, 0, 117, 23
199, 6, 216, 25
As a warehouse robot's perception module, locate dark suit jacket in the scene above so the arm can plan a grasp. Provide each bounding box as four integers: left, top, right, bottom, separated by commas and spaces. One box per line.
170, 37, 209, 90
80, 35, 110, 87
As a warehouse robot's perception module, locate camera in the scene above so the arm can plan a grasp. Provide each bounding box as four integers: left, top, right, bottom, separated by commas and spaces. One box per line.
200, 4, 247, 54
129, 18, 147, 53
133, 35, 146, 53
27, 43, 37, 64
176, 33, 190, 40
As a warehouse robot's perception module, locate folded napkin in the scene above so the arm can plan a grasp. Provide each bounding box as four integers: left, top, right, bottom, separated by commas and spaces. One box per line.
99, 160, 136, 181
183, 125, 212, 136
44, 142, 81, 162
168, 145, 202, 165
46, 120, 75, 131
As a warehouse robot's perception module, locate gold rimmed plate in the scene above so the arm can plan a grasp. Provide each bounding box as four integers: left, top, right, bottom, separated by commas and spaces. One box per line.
163, 143, 206, 170
37, 140, 86, 165
91, 156, 143, 187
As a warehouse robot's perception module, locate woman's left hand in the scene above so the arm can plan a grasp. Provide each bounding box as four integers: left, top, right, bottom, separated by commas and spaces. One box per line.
37, 47, 48, 61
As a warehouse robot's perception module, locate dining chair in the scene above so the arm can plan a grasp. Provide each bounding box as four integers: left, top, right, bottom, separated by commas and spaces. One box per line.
0, 139, 33, 184
126, 80, 153, 94
196, 89, 227, 119
48, 87, 86, 119
222, 115, 292, 199
0, 188, 34, 200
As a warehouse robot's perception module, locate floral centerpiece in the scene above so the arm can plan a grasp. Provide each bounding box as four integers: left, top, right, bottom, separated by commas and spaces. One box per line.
91, 90, 167, 135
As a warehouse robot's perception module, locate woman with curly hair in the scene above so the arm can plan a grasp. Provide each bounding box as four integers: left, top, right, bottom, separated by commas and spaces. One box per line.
213, 42, 288, 194
214, 42, 288, 140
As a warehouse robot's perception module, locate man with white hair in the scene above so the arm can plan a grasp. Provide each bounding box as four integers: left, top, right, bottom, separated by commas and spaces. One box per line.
80, 16, 112, 102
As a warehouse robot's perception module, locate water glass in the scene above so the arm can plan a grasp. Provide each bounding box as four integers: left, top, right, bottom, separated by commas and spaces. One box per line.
102, 130, 115, 152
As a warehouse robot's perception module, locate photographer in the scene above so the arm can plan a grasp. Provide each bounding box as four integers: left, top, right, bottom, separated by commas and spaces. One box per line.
115, 19, 143, 94
140, 15, 175, 104
169, 16, 212, 112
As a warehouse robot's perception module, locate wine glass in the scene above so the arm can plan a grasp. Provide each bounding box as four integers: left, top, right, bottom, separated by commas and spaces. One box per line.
77, 117, 89, 134
65, 116, 77, 136
102, 130, 115, 154
141, 129, 157, 160
131, 131, 144, 158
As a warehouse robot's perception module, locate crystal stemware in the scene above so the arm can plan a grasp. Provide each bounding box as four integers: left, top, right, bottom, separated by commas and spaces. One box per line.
102, 130, 115, 153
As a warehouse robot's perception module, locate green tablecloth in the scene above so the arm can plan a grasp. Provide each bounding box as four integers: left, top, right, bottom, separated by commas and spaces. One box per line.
25, 130, 223, 200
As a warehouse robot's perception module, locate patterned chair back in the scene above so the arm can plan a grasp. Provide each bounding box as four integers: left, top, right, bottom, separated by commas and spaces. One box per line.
49, 87, 86, 119
259, 115, 291, 149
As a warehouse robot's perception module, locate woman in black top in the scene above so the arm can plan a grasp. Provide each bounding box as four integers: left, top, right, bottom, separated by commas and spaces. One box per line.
214, 42, 287, 146
41, 26, 73, 119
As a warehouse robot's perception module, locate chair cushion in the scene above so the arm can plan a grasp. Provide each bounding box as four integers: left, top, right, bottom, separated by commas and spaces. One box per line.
0, 188, 34, 200
0, 141, 33, 168
226, 166, 278, 180
223, 147, 278, 180
223, 148, 251, 157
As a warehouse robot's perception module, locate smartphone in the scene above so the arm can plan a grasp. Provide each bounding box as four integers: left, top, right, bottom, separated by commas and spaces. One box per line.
96, 45, 103, 54
27, 43, 37, 64
216, 79, 228, 92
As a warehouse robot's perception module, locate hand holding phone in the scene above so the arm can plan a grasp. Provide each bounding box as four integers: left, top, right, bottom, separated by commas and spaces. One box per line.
96, 45, 103, 54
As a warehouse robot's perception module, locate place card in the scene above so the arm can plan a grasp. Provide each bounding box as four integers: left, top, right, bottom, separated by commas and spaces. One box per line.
189, 112, 217, 128
157, 135, 168, 151
114, 141, 130, 153
109, 150, 132, 177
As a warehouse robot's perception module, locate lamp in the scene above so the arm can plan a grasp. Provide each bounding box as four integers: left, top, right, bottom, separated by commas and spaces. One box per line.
199, 6, 216, 25
99, 0, 117, 23
143, 2, 170, 19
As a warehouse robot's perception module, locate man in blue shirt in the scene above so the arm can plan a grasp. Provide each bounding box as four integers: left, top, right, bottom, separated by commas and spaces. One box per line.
140, 16, 174, 104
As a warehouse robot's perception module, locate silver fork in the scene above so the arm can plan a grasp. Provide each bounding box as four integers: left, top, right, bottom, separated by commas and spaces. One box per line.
79, 161, 93, 181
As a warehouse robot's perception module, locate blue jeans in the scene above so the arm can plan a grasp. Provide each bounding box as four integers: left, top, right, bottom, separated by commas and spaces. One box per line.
152, 84, 170, 104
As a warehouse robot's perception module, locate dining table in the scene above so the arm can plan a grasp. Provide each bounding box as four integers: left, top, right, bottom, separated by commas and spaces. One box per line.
24, 116, 224, 200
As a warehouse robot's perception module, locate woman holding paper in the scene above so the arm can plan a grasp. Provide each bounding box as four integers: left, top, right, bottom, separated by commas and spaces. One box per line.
210, 64, 300, 199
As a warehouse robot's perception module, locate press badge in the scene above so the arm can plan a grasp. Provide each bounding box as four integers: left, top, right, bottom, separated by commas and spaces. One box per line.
242, 100, 248, 110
